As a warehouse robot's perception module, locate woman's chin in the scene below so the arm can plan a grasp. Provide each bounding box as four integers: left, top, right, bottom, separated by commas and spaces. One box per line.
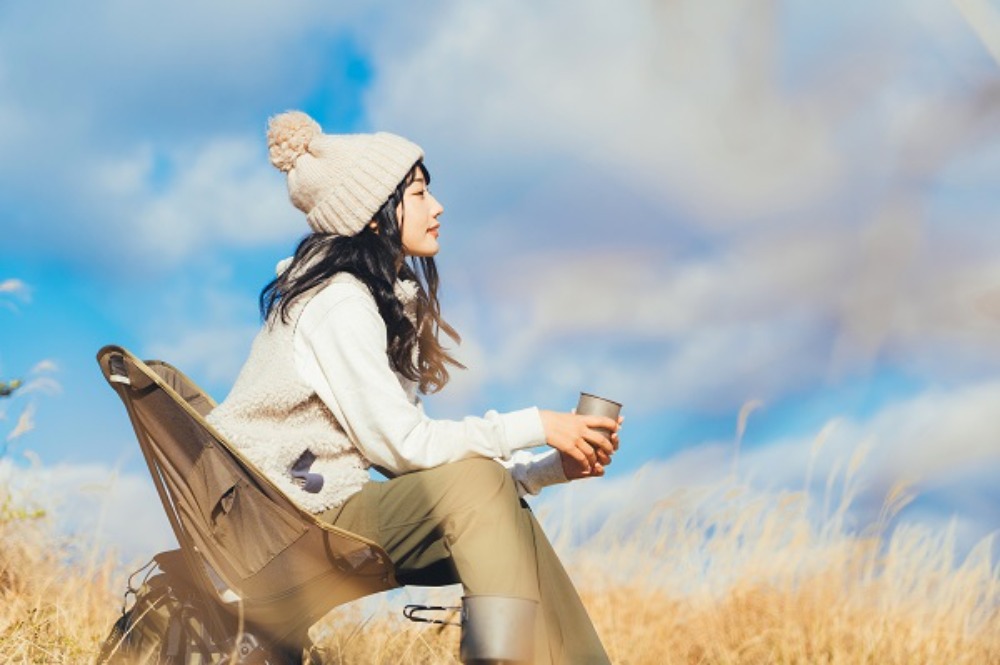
404, 241, 440, 258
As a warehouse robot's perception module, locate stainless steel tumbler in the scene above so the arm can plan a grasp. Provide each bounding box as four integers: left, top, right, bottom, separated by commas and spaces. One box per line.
575, 392, 622, 438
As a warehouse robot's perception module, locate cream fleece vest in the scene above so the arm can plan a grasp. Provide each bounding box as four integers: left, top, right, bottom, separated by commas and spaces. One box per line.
207, 288, 372, 514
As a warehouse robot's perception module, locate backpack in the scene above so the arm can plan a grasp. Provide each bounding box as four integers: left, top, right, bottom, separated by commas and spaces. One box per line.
96, 551, 294, 665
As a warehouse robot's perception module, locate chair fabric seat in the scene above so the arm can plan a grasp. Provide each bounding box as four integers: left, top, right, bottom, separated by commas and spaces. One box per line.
97, 345, 397, 647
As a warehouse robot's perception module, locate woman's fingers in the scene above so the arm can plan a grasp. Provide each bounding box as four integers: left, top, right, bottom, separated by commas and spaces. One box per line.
563, 437, 594, 468
582, 414, 619, 433
581, 428, 614, 455
565, 444, 589, 466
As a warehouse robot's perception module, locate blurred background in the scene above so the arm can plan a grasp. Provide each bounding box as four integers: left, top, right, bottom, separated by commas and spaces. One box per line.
1, 0, 999, 562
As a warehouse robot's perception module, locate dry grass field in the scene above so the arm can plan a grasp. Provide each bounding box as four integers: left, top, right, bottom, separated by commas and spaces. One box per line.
308, 474, 1000, 665
3, 460, 994, 665
0, 488, 118, 663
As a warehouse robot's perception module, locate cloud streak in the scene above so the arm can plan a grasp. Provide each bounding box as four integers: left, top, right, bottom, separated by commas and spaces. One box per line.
0, 279, 30, 312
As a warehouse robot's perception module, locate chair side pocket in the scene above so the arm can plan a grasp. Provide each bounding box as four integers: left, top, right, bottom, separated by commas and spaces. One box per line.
193, 453, 309, 580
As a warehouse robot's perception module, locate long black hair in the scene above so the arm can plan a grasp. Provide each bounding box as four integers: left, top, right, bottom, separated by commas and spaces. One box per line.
259, 162, 464, 394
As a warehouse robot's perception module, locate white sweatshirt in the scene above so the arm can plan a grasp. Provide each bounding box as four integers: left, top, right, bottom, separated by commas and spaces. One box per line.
207, 270, 566, 514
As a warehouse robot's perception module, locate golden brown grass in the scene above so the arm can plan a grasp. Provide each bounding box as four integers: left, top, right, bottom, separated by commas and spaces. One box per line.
0, 489, 118, 663
1, 469, 998, 664
306, 477, 1000, 665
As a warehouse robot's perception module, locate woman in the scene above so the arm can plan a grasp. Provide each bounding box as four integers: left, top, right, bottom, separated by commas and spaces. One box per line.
207, 111, 620, 664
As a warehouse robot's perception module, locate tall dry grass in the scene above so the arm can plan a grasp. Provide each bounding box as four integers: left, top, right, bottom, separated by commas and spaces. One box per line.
0, 456, 997, 663
0, 486, 118, 663
307, 470, 999, 665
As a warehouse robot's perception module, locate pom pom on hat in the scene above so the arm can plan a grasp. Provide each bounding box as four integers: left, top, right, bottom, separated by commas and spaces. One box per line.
265, 110, 424, 237
267, 111, 322, 172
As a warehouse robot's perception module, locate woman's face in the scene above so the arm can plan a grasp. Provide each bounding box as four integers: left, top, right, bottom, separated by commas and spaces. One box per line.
398, 171, 443, 257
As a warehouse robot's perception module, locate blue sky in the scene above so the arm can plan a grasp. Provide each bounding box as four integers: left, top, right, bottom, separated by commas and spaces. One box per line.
2, 0, 1000, 561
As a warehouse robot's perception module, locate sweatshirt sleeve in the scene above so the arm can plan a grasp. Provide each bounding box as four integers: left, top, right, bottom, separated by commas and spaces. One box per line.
498, 448, 569, 497
294, 284, 547, 475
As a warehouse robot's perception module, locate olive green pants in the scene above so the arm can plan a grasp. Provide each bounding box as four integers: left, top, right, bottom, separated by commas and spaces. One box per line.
321, 457, 609, 665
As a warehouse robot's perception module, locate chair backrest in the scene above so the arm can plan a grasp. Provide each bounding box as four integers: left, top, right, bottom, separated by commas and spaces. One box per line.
97, 345, 396, 644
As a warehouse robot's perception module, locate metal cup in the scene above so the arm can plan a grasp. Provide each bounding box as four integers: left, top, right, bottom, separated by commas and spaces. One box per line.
460, 595, 538, 665
575, 392, 622, 438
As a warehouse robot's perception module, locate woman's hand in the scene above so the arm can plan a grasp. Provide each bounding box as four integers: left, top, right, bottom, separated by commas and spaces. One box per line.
558, 414, 623, 479
539, 410, 620, 479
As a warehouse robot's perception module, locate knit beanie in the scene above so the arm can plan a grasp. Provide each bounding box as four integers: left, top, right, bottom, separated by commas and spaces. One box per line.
267, 111, 424, 237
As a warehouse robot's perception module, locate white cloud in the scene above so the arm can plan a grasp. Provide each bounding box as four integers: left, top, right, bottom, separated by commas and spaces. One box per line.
0, 1, 371, 268
538, 380, 1000, 566
438, 214, 1000, 411
364, 0, 984, 225
28, 359, 58, 374
0, 279, 30, 311
844, 382, 1000, 486
92, 137, 303, 267
0, 1, 365, 142
348, 0, 1000, 414
0, 458, 176, 562
147, 322, 259, 389
0, 278, 29, 296
738, 381, 1000, 534
139, 276, 262, 389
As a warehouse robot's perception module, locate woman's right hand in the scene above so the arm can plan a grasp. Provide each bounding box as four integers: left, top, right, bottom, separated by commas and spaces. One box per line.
538, 409, 618, 473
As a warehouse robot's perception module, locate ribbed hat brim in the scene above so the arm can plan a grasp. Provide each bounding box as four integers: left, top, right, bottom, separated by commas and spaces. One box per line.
305, 133, 424, 236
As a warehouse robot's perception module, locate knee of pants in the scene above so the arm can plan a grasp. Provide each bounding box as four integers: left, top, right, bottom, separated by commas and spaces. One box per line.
436, 458, 520, 542
436, 460, 539, 599
448, 457, 518, 505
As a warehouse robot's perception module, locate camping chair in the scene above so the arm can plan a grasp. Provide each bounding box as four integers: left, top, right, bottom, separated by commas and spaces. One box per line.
96, 345, 398, 660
